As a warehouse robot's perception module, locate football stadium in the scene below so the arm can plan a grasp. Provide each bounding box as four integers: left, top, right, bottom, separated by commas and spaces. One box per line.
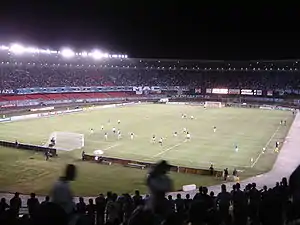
1, 43, 300, 224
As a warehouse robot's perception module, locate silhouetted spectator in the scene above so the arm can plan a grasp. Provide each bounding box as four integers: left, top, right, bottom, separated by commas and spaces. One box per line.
0, 198, 9, 215
184, 194, 192, 213
9, 192, 22, 218
232, 183, 247, 225
41, 196, 50, 206
174, 193, 185, 223
167, 195, 175, 212
249, 183, 260, 224
76, 197, 86, 214
27, 193, 40, 219
106, 193, 120, 225
86, 198, 96, 225
132, 190, 143, 208
95, 194, 106, 225
33, 202, 68, 225
217, 184, 231, 224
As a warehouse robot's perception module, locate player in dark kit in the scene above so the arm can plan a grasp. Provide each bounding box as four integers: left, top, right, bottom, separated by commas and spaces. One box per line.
45, 150, 49, 161
82, 150, 85, 161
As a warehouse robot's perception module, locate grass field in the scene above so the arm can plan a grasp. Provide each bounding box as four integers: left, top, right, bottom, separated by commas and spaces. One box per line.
0, 104, 294, 195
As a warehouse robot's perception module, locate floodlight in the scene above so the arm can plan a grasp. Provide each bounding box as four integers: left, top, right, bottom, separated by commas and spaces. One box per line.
10, 44, 25, 54
103, 53, 109, 58
61, 48, 75, 58
26, 47, 39, 53
81, 51, 88, 57
92, 50, 103, 60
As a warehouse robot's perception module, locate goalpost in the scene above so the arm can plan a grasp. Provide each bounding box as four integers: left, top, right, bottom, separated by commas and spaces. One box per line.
204, 101, 223, 108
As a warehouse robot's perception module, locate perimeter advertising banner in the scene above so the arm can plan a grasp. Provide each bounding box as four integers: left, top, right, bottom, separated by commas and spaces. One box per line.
195, 88, 201, 94
228, 89, 240, 94
241, 89, 253, 95
212, 88, 229, 94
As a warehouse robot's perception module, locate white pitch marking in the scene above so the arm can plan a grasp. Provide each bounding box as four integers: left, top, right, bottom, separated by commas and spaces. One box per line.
251, 118, 287, 168
103, 143, 120, 151
152, 140, 187, 158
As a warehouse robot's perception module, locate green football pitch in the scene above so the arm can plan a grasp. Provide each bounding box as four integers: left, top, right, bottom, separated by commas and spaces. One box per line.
0, 104, 294, 195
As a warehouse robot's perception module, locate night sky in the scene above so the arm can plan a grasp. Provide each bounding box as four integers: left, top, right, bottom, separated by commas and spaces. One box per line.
0, 2, 299, 60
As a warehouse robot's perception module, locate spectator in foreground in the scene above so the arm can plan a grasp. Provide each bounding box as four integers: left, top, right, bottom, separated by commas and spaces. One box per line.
50, 164, 76, 217
95, 193, 106, 225
27, 192, 40, 219
9, 192, 22, 218
128, 160, 176, 225
41, 196, 50, 206
0, 198, 9, 215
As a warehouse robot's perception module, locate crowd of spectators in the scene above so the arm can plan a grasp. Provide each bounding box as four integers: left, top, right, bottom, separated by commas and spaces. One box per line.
1, 58, 300, 90
1, 162, 300, 225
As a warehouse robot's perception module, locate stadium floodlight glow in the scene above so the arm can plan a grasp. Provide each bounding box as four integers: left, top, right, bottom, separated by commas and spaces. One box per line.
10, 44, 25, 54
92, 50, 103, 60
0, 45, 9, 50
81, 51, 88, 57
61, 48, 75, 58
26, 47, 39, 53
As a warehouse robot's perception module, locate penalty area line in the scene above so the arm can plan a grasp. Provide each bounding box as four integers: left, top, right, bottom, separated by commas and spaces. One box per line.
103, 143, 120, 151
152, 140, 187, 158
250, 119, 286, 168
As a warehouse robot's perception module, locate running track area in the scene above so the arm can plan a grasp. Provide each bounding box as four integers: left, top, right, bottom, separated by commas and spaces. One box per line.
1, 113, 300, 205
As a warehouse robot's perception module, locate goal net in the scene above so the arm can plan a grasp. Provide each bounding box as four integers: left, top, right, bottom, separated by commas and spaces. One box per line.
45, 132, 84, 151
204, 101, 223, 108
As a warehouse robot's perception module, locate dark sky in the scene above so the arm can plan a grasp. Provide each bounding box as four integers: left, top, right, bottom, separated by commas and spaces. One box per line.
0, 2, 299, 60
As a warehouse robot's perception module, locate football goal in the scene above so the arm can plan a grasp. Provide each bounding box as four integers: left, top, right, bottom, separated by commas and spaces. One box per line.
45, 132, 84, 151
204, 101, 223, 108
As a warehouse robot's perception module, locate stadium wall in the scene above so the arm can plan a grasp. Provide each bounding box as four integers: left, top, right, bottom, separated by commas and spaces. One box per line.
83, 154, 222, 176
0, 140, 57, 156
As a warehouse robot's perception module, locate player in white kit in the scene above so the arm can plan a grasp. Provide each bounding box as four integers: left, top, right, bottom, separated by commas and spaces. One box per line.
213, 126, 217, 133
112, 127, 116, 134
183, 128, 187, 133
235, 145, 239, 152
118, 119, 121, 124
130, 132, 134, 140
90, 128, 94, 134
158, 137, 163, 146
117, 130, 122, 139
173, 131, 178, 137
190, 115, 194, 120
101, 125, 104, 130
152, 135, 156, 143
104, 132, 108, 140
186, 132, 191, 140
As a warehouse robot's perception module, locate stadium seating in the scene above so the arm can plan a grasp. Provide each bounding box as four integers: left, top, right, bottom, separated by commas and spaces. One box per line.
0, 56, 300, 90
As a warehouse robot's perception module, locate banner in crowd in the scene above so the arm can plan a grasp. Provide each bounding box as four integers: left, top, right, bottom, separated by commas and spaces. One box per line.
0, 86, 180, 95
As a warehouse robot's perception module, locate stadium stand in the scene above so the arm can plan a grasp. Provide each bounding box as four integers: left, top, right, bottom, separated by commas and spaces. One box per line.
0, 167, 299, 225
2, 45, 300, 224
